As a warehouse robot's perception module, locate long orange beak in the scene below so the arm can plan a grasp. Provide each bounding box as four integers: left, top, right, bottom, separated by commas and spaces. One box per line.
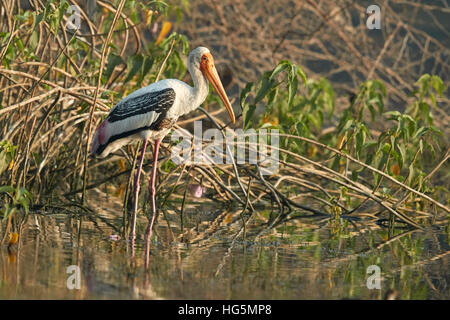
200, 53, 235, 124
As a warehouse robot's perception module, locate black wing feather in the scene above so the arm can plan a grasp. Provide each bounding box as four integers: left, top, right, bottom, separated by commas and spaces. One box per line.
108, 88, 176, 123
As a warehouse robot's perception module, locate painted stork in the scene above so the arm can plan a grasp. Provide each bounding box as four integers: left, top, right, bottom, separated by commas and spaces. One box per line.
90, 46, 236, 243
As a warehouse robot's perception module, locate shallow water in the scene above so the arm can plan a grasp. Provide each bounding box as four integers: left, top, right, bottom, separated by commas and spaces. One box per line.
0, 203, 449, 300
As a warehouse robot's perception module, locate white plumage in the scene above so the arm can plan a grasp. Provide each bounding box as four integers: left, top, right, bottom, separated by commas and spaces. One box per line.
91, 46, 234, 158
89, 46, 236, 247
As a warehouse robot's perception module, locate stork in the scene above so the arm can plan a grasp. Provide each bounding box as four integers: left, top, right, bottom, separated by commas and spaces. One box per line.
90, 47, 236, 245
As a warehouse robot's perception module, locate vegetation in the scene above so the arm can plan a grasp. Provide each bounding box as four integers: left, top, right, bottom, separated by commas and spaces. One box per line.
0, 0, 448, 300
0, 0, 448, 247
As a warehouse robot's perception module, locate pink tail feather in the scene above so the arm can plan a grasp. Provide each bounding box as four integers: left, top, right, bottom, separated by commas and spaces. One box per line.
90, 120, 109, 156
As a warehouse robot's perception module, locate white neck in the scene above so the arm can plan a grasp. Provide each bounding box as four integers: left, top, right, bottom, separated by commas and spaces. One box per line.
186, 63, 209, 114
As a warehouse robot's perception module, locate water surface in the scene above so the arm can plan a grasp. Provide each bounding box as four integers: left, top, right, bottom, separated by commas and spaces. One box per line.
1, 202, 449, 300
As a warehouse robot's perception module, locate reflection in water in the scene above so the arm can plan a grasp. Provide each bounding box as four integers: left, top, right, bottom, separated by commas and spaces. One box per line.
0, 206, 449, 299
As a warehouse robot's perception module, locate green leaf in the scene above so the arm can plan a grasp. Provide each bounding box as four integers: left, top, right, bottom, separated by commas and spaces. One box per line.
287, 73, 298, 108
138, 56, 154, 85
269, 60, 290, 80
266, 87, 278, 113
362, 141, 377, 150
384, 111, 402, 120
32, 12, 45, 30
413, 126, 428, 139
356, 130, 365, 156
296, 122, 305, 136
0, 186, 15, 194
240, 82, 254, 111
255, 73, 276, 104
341, 119, 354, 133
407, 164, 415, 185
377, 152, 389, 174
367, 103, 376, 121
297, 66, 307, 85
429, 93, 437, 109
431, 75, 445, 96
104, 53, 124, 83
18, 197, 30, 215
243, 104, 256, 130
15, 38, 24, 53
397, 144, 406, 168
123, 54, 144, 83
381, 143, 392, 155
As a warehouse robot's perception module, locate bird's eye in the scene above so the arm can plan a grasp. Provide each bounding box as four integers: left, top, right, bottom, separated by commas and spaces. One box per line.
202, 56, 207, 61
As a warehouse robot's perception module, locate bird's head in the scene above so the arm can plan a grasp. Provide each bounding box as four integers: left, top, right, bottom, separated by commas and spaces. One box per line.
189, 47, 235, 124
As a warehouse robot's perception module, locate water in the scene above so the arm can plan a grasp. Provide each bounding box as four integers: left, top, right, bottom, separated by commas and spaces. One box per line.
1, 203, 448, 300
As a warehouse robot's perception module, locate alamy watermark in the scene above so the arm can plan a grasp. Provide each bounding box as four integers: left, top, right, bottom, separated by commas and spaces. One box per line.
366, 265, 381, 289
170, 121, 279, 175
366, 5, 381, 30
66, 265, 81, 290
66, 5, 81, 30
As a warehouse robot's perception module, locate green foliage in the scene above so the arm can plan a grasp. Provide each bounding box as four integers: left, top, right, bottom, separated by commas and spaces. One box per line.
241, 60, 446, 199
0, 141, 17, 176
0, 0, 447, 229
407, 74, 445, 125
0, 185, 32, 219
241, 60, 309, 130
240, 60, 335, 158
0, 0, 192, 202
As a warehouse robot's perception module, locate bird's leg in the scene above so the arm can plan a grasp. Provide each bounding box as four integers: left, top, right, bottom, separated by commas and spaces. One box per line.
144, 138, 161, 268
149, 138, 161, 215
130, 139, 148, 254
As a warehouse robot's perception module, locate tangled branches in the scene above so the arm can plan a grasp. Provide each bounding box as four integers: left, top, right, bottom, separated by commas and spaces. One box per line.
179, 0, 450, 132
0, 0, 448, 244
